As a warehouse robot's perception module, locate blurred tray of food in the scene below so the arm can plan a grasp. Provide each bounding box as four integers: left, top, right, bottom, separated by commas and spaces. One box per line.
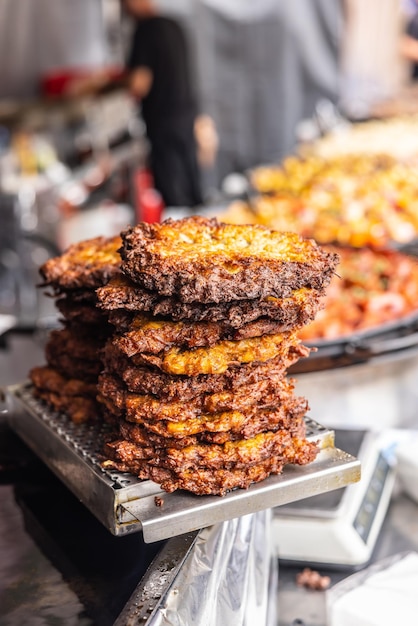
222, 152, 418, 249
293, 246, 418, 373
301, 114, 418, 159
218, 209, 418, 371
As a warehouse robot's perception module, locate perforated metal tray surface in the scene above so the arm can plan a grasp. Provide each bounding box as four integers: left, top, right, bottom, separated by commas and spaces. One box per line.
6, 383, 361, 543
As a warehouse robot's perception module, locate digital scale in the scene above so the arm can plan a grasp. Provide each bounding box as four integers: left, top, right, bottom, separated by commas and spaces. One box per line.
272, 428, 396, 569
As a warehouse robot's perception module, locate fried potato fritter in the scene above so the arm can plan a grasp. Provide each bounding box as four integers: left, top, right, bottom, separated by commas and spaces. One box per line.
30, 366, 97, 398
45, 348, 103, 382
102, 456, 286, 495
155, 430, 290, 470
105, 429, 316, 471
119, 422, 200, 449
135, 330, 300, 375
97, 373, 299, 421
125, 402, 308, 440
40, 235, 121, 291
112, 313, 303, 358
56, 298, 109, 325
120, 217, 339, 303
103, 435, 319, 495
119, 408, 306, 446
31, 219, 328, 495
34, 389, 99, 424
46, 328, 109, 362
103, 344, 310, 400
97, 274, 324, 329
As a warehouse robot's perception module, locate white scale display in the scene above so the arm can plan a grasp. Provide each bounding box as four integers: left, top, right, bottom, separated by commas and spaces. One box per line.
272, 429, 396, 568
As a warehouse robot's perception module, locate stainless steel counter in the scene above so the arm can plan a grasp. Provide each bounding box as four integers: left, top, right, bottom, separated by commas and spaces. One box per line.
0, 420, 275, 626
276, 488, 418, 626
2, 333, 417, 625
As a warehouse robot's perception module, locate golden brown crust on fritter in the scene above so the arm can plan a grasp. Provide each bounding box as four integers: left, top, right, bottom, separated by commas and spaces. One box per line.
97, 275, 324, 329
119, 422, 200, 449
202, 378, 295, 413
198, 414, 307, 444
30, 366, 98, 398
34, 388, 100, 424
156, 430, 289, 470
132, 331, 300, 376
120, 217, 339, 303
97, 373, 299, 422
45, 348, 103, 382
147, 459, 288, 495
56, 298, 108, 325
105, 430, 318, 471
103, 344, 310, 400
46, 328, 109, 362
103, 436, 319, 495
111, 313, 305, 358
118, 410, 306, 447
102, 456, 286, 495
122, 402, 307, 440
40, 235, 121, 291
63, 290, 99, 304
105, 439, 155, 461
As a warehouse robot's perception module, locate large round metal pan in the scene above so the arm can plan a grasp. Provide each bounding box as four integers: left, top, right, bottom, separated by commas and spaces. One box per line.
292, 309, 418, 374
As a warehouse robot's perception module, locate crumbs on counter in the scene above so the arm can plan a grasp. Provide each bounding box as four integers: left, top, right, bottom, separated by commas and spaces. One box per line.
296, 567, 331, 591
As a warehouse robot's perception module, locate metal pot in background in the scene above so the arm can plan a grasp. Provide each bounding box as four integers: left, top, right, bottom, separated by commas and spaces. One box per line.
294, 347, 418, 432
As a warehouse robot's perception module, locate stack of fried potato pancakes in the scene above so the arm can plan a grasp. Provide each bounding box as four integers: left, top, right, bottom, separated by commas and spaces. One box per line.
29, 236, 121, 424
98, 216, 339, 495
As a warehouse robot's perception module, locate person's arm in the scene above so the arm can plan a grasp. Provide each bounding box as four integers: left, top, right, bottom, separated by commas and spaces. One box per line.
400, 9, 418, 63
128, 66, 153, 100
126, 21, 155, 101
400, 33, 418, 62
194, 114, 218, 167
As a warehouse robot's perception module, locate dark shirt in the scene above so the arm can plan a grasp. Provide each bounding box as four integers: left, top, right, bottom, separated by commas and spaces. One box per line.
127, 16, 197, 134
407, 12, 418, 79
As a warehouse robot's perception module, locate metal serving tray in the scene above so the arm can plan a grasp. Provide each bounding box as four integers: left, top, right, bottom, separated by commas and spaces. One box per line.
6, 383, 360, 543
291, 309, 418, 374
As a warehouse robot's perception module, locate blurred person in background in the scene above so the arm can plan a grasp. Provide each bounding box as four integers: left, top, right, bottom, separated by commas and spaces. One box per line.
340, 0, 408, 118
122, 0, 203, 209
400, 0, 418, 80
0, 0, 112, 100
192, 0, 343, 185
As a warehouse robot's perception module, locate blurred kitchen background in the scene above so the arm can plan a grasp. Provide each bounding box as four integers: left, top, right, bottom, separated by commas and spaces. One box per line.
4, 5, 418, 626
0, 0, 416, 337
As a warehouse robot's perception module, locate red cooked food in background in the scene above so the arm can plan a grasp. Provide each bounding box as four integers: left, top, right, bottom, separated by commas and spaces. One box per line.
299, 247, 418, 341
